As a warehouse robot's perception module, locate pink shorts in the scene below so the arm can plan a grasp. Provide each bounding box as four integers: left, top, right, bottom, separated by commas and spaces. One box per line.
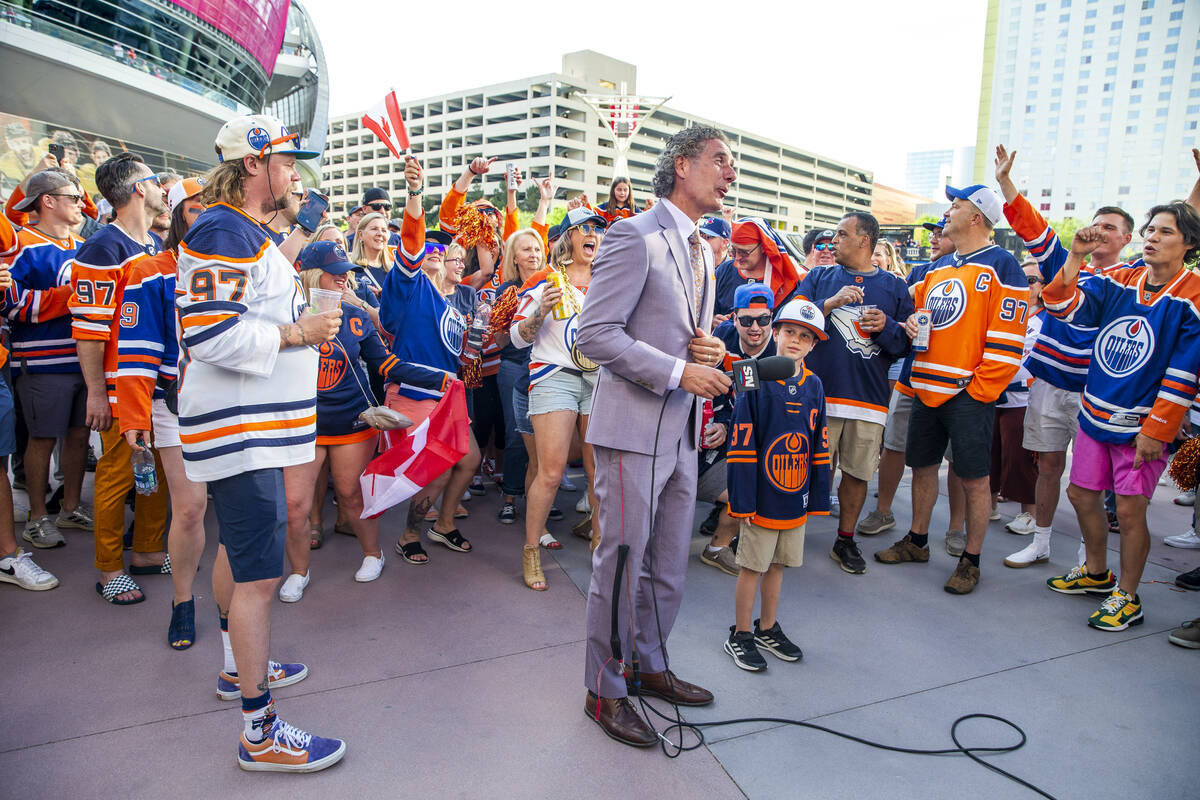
1069, 428, 1168, 498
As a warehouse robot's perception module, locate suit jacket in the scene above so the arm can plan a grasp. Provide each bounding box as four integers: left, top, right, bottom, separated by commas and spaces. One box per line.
578, 200, 715, 455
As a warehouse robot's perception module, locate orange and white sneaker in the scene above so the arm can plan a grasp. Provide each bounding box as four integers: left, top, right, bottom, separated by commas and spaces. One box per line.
238, 718, 346, 773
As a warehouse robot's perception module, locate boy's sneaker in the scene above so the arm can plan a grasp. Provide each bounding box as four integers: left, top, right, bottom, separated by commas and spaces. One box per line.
855, 509, 894, 536
0, 549, 60, 591
238, 718, 346, 773
22, 516, 65, 549
753, 619, 803, 662
874, 534, 930, 564
55, 504, 94, 531
1087, 589, 1143, 631
723, 627, 767, 672
1047, 565, 1117, 596
498, 502, 516, 524
1167, 617, 1200, 648
217, 661, 309, 700
830, 536, 866, 574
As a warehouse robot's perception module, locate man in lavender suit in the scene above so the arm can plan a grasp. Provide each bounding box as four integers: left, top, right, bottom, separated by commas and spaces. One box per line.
577, 127, 736, 747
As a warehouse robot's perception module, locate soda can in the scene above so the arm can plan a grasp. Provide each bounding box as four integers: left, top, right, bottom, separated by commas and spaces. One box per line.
912, 309, 932, 351
700, 399, 715, 449
547, 270, 571, 320
506, 161, 518, 191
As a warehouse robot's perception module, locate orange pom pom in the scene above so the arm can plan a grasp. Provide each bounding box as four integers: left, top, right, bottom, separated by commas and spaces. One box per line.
1168, 437, 1200, 490
455, 206, 496, 251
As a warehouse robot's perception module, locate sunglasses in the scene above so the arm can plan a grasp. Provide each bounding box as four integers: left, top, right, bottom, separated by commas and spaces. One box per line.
48, 192, 85, 204
424, 244, 446, 255
730, 243, 760, 259
736, 313, 772, 328
1026, 275, 1043, 285
366, 202, 391, 212
254, 132, 299, 158
131, 174, 161, 193
814, 242, 834, 251
572, 223, 604, 235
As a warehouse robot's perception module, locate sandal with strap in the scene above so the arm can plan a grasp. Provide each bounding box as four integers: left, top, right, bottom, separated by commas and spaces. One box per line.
426, 526, 471, 552
96, 573, 145, 605
539, 532, 562, 550
168, 596, 196, 650
129, 555, 172, 575
309, 527, 324, 550
571, 512, 593, 540
523, 544, 547, 591
395, 539, 429, 565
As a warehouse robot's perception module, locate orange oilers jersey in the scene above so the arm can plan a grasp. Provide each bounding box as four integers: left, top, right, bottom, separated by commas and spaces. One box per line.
909, 244, 1028, 408
70, 224, 162, 412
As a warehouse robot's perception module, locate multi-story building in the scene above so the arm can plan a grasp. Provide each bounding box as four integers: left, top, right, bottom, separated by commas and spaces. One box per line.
0, 0, 328, 195
321, 51, 873, 236
905, 147, 975, 200
972, 0, 1199, 222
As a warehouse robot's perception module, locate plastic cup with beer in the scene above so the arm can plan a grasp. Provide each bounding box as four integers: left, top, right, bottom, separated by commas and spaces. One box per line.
309, 288, 342, 313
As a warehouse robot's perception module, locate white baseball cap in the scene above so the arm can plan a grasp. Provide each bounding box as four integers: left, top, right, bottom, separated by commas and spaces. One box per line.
166, 176, 206, 214
773, 298, 828, 341
945, 184, 1004, 226
215, 114, 320, 163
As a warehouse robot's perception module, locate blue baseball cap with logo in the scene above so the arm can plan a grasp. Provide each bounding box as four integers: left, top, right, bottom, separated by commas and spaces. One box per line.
733, 282, 773, 310
922, 216, 948, 232
699, 217, 731, 239
299, 241, 354, 274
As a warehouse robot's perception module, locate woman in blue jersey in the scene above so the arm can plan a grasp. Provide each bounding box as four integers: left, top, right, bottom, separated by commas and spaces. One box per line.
378, 157, 482, 565
277, 241, 391, 600
348, 212, 391, 306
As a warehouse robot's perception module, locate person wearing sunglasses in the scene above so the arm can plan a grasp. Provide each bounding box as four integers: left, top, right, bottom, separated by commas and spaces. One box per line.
697, 283, 779, 577
801, 228, 836, 270
725, 217, 804, 314
347, 187, 401, 251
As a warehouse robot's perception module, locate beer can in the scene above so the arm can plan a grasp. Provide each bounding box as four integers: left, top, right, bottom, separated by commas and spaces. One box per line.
912, 308, 932, 351
505, 161, 518, 191
548, 270, 570, 320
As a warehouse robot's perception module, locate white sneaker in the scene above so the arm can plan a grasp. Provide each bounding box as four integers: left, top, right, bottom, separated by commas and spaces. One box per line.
575, 494, 590, 514
1005, 512, 1037, 535
0, 549, 60, 590
1164, 529, 1200, 549
354, 554, 385, 582
1173, 489, 1196, 507
278, 571, 310, 603
989, 505, 1001, 521
1003, 534, 1050, 568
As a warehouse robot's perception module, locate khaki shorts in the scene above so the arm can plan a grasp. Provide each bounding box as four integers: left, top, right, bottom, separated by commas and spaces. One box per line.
1022, 379, 1080, 453
828, 416, 884, 481
734, 518, 805, 573
882, 389, 913, 452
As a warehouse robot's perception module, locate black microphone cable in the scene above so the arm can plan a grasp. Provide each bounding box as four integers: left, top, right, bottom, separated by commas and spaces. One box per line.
613, 383, 1059, 799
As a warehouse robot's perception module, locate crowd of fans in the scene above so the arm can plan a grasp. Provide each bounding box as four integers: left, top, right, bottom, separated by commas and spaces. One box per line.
2, 110, 1200, 771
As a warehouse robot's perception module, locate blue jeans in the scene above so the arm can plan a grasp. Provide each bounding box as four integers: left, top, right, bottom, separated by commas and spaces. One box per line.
497, 359, 528, 498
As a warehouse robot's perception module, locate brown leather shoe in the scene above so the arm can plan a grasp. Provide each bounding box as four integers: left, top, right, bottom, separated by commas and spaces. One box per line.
585, 692, 656, 747
625, 669, 714, 706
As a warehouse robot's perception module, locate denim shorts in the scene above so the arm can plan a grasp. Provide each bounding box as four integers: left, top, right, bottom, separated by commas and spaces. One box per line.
513, 389, 533, 436
528, 368, 596, 417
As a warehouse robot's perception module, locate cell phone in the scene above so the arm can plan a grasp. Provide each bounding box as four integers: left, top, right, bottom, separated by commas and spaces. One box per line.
48, 143, 65, 162
295, 190, 329, 233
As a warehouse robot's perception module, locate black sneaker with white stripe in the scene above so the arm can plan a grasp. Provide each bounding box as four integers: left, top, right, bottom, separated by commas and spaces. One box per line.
753, 619, 803, 662
724, 626, 767, 672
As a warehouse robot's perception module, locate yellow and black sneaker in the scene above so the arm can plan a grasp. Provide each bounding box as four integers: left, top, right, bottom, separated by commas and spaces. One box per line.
1088, 589, 1144, 631
1046, 565, 1116, 595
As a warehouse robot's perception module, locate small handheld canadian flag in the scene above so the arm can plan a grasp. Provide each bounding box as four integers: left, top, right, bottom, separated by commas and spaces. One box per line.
362, 89, 410, 159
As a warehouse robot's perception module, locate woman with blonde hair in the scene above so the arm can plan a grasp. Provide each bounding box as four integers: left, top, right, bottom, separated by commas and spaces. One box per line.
349, 211, 392, 303
872, 239, 908, 278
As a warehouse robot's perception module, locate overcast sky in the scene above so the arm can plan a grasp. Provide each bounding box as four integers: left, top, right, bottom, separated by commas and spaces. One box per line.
303, 0, 987, 188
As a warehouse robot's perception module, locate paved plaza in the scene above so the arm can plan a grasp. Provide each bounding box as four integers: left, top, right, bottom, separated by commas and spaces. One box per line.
2, 462, 1197, 799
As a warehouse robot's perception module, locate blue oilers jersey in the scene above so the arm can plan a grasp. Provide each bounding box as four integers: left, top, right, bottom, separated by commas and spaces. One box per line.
3, 226, 82, 374
727, 367, 832, 530
316, 304, 389, 439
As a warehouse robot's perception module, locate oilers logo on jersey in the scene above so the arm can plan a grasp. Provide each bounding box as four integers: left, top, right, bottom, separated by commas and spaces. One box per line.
926, 278, 968, 328
1094, 316, 1153, 378
565, 318, 598, 372
439, 305, 466, 355
317, 341, 346, 391
828, 306, 882, 360
764, 431, 811, 494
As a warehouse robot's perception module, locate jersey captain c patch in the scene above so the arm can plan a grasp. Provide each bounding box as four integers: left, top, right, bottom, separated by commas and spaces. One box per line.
925, 278, 968, 329
1094, 315, 1153, 378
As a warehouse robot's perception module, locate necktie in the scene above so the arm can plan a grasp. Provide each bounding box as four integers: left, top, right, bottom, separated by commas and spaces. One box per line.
687, 231, 705, 314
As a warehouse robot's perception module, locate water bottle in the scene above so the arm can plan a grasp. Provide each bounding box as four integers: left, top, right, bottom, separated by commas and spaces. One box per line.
463, 301, 492, 357
131, 437, 158, 495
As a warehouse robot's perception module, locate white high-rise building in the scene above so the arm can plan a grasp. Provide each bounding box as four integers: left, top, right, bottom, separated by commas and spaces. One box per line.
972, 0, 1199, 222
905, 147, 976, 199
321, 51, 873, 238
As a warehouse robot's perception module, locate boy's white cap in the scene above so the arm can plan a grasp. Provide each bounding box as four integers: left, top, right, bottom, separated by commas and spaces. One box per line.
773, 298, 828, 340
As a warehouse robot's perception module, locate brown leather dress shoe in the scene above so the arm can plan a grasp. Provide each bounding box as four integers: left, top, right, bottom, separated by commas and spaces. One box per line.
625, 669, 714, 706
585, 692, 656, 748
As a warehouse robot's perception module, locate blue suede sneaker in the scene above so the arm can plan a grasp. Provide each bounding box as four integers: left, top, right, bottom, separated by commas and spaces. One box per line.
217, 661, 309, 700
238, 717, 346, 773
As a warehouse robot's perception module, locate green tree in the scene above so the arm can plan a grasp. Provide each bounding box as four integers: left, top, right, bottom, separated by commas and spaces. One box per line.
1048, 217, 1083, 248
914, 214, 939, 248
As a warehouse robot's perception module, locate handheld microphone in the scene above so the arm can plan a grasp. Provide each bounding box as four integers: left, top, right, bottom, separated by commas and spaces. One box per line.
725, 355, 795, 391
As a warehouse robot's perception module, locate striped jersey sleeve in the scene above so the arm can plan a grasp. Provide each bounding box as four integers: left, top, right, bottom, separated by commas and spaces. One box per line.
117, 251, 178, 435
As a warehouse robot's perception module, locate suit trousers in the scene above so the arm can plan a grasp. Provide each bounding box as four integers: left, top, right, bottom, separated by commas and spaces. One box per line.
584, 434, 698, 698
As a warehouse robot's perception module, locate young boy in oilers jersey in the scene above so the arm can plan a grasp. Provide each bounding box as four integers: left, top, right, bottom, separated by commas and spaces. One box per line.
1043, 201, 1200, 632
724, 298, 831, 672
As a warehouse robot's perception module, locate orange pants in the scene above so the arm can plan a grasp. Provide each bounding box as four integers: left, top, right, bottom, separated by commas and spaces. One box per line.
93, 424, 169, 572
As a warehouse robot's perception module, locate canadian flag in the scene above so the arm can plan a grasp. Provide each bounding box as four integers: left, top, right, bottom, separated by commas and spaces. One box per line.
359, 381, 470, 518
361, 90, 410, 159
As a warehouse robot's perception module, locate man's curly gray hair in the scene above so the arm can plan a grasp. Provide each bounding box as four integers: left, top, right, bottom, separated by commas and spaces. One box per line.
651, 126, 729, 198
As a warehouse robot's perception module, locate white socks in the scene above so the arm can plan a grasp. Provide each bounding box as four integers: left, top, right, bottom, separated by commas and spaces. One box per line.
221, 629, 237, 674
